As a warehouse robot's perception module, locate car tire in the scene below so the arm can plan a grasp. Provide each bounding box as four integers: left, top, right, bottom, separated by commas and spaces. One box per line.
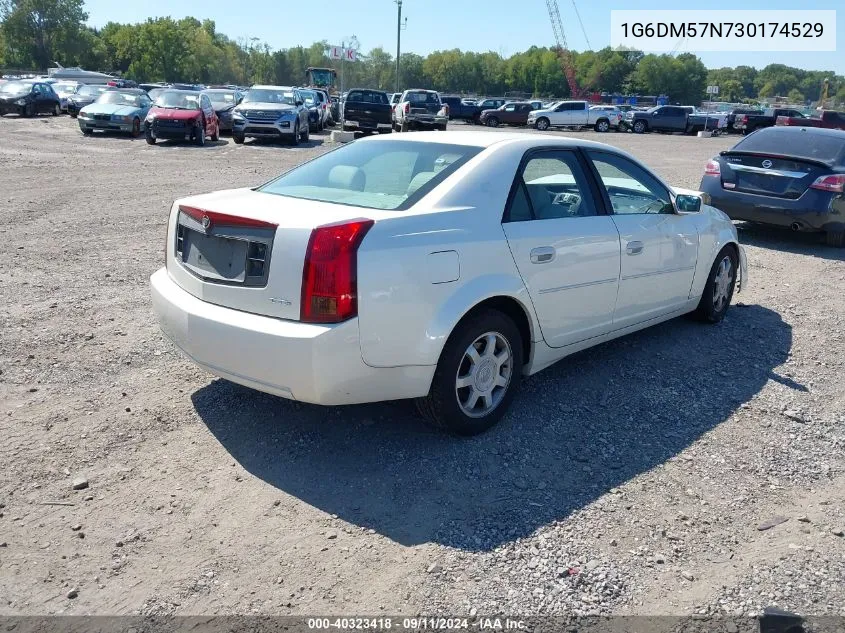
694, 246, 738, 323
535, 117, 550, 131
300, 121, 309, 143
594, 119, 610, 133
438, 124, 447, 131
826, 229, 845, 248
232, 132, 245, 144
486, 116, 499, 127
211, 124, 219, 142
145, 127, 156, 145
52, 104, 61, 117
69, 112, 77, 119
416, 309, 523, 436
25, 102, 35, 118
400, 120, 409, 133
633, 120, 647, 134
290, 122, 300, 146
194, 119, 206, 146
131, 118, 141, 138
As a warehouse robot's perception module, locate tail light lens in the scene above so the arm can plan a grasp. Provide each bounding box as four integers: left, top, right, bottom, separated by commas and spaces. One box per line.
738, 115, 748, 125
704, 159, 721, 177
301, 219, 374, 323
404, 102, 409, 114
810, 174, 845, 193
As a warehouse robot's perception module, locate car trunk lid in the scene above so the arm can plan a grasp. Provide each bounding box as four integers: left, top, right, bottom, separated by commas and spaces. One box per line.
165, 188, 375, 321
718, 152, 828, 199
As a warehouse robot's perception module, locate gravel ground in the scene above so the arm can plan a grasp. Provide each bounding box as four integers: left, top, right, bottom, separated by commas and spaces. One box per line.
1, 115, 843, 619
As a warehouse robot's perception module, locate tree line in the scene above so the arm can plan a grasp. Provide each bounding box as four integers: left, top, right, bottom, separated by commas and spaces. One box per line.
2, 0, 844, 105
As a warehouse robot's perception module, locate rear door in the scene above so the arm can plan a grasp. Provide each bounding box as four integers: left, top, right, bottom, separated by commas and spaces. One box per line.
500, 103, 518, 123
570, 101, 588, 125
501, 149, 621, 348
585, 150, 699, 328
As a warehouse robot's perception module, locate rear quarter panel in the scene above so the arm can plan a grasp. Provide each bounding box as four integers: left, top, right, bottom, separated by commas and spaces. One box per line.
356, 144, 539, 368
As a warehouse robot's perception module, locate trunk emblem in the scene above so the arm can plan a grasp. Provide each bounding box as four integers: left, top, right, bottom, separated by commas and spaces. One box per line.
201, 215, 212, 230
761, 160, 773, 169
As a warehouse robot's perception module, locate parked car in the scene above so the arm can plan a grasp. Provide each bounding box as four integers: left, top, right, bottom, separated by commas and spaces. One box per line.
726, 107, 763, 133
66, 84, 111, 117
150, 132, 746, 435
394, 89, 448, 132
528, 100, 621, 132
146, 87, 172, 103
440, 96, 481, 122
330, 95, 341, 122
51, 81, 81, 112
776, 110, 845, 131
621, 105, 690, 134
78, 88, 152, 137
311, 88, 333, 127
202, 88, 242, 133
231, 85, 310, 145
687, 110, 729, 134
734, 108, 805, 134
479, 101, 535, 127
0, 80, 61, 117
144, 90, 219, 146
699, 126, 845, 247
342, 89, 393, 135
299, 89, 324, 132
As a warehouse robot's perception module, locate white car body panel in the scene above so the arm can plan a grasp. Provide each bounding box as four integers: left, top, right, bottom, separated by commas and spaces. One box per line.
150, 132, 747, 406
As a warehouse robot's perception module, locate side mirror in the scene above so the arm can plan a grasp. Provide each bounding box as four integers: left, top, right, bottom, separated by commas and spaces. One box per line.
296, 100, 303, 107
237, 97, 243, 104
674, 194, 702, 214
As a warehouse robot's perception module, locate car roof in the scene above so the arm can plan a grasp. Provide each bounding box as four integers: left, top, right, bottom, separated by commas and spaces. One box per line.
358, 130, 630, 152
158, 89, 202, 96
251, 85, 295, 90
752, 125, 845, 140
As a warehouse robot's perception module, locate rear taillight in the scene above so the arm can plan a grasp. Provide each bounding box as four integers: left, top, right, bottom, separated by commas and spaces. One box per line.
809, 174, 845, 193
704, 159, 721, 177
301, 219, 374, 323
404, 102, 409, 114
738, 115, 748, 125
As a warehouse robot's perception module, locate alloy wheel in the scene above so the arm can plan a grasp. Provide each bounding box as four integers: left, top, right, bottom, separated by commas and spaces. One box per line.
455, 332, 513, 418
712, 256, 734, 312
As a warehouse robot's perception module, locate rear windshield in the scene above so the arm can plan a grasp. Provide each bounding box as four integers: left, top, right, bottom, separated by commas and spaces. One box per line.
405, 91, 439, 104
258, 140, 482, 210
347, 90, 388, 104
733, 129, 845, 164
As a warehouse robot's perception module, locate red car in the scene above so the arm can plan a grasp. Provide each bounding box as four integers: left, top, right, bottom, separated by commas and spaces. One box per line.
776, 109, 845, 131
145, 90, 219, 146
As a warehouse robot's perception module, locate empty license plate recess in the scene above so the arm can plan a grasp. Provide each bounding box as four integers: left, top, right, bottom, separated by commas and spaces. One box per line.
182, 228, 248, 283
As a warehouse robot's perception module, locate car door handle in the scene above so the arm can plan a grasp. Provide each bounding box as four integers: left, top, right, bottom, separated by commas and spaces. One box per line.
626, 241, 644, 255
530, 246, 556, 264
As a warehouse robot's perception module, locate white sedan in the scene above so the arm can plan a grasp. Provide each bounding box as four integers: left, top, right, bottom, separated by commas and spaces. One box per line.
150, 132, 747, 435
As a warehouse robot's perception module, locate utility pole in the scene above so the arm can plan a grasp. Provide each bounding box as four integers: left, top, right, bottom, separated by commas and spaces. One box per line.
394, 0, 404, 93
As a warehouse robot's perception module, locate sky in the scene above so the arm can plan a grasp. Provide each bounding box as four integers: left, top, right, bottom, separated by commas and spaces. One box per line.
83, 0, 844, 74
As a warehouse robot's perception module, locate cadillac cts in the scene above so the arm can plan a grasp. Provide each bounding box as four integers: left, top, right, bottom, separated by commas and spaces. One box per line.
150, 132, 747, 435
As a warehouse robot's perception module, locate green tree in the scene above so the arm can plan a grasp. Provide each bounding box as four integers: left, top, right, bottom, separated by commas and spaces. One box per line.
0, 0, 88, 69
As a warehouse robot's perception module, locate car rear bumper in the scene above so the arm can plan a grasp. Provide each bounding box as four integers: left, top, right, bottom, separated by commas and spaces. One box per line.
150, 268, 434, 406
700, 177, 844, 232
343, 120, 392, 132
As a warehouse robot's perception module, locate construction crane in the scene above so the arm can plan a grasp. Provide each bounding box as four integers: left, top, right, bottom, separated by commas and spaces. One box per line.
546, 0, 598, 99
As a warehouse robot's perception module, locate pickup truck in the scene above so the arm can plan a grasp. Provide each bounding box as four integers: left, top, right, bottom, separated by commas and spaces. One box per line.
527, 100, 622, 132
686, 110, 728, 134
393, 89, 448, 132
734, 108, 805, 134
342, 88, 393, 135
440, 95, 480, 122
478, 101, 535, 127
776, 109, 845, 131
621, 105, 690, 134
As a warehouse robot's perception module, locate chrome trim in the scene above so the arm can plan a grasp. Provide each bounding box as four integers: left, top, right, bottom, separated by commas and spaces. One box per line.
727, 164, 809, 179
621, 265, 696, 281
538, 277, 617, 294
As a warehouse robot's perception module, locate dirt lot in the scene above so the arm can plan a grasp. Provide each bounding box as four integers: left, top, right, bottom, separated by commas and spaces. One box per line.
1, 115, 843, 619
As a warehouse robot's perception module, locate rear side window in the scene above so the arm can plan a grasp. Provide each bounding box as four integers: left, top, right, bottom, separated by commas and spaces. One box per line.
735, 129, 845, 164
406, 91, 439, 104
505, 151, 597, 222
258, 140, 481, 210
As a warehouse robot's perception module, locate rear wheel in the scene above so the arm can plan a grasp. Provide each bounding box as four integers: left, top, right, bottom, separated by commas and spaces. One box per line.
594, 119, 610, 133
52, 104, 61, 117
695, 246, 738, 323
416, 309, 523, 436
486, 116, 499, 128
25, 102, 35, 118
633, 120, 647, 134
826, 229, 845, 248
400, 120, 409, 133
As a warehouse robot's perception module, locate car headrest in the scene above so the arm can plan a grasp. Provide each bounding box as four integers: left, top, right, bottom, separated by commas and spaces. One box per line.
407, 171, 436, 197
328, 165, 365, 191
